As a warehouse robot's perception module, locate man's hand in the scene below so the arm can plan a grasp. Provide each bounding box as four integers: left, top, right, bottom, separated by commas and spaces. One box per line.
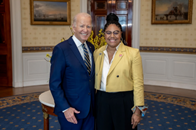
64, 107, 80, 124
131, 107, 141, 129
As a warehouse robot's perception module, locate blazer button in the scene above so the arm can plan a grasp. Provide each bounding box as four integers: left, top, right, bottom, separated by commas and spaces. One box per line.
117, 75, 119, 78
89, 80, 91, 82
88, 93, 91, 95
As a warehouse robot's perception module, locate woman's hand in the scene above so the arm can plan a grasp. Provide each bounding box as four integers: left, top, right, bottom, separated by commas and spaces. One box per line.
131, 107, 141, 129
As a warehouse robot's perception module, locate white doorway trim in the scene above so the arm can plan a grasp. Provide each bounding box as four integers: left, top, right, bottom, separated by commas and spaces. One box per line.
80, 0, 88, 13
132, 0, 141, 49
10, 0, 23, 87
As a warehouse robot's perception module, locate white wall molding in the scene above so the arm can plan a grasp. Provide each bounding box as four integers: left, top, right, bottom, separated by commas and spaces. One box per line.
23, 52, 52, 87
144, 80, 196, 90
141, 52, 196, 90
10, 0, 23, 87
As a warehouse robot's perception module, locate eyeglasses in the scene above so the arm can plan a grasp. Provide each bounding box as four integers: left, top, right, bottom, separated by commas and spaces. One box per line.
104, 30, 120, 36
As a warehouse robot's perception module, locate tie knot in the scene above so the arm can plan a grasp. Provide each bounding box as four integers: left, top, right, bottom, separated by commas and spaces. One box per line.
82, 44, 88, 52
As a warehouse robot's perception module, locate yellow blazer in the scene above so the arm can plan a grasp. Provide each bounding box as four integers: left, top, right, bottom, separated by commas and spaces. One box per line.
94, 42, 144, 106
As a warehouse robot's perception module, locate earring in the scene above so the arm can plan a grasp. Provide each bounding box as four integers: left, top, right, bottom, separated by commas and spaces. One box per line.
121, 37, 123, 42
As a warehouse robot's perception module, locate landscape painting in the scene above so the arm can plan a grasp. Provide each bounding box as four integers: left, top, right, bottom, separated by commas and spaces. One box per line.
30, 0, 71, 25
151, 0, 193, 24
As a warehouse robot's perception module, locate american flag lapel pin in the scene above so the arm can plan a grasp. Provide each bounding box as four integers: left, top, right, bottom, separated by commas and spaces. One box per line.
119, 54, 123, 57
99, 53, 102, 55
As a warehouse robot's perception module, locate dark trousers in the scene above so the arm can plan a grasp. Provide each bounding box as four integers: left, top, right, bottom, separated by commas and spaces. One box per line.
95, 90, 137, 130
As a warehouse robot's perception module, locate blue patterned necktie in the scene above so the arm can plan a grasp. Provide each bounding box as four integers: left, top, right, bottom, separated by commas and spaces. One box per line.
82, 44, 91, 75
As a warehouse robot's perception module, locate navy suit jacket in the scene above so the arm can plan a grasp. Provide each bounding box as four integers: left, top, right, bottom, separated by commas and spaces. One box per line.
49, 36, 95, 119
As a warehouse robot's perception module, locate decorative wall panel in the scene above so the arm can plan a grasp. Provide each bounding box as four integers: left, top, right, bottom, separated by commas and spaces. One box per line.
95, 1, 106, 10
95, 16, 105, 36
173, 61, 195, 78
141, 52, 196, 90
145, 60, 166, 75
0, 13, 5, 44
23, 52, 52, 86
0, 55, 6, 76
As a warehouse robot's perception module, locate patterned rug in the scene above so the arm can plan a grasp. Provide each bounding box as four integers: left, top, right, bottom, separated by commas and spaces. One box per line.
0, 92, 196, 130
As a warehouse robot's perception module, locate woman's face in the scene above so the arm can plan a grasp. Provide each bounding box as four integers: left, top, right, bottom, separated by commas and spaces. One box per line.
104, 24, 122, 48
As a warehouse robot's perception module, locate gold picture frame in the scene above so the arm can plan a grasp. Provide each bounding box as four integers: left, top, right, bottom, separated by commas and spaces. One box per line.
151, 0, 193, 24
30, 0, 71, 25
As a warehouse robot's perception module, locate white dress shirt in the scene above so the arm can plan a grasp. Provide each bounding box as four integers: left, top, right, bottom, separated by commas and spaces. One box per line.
72, 35, 92, 65
100, 43, 121, 91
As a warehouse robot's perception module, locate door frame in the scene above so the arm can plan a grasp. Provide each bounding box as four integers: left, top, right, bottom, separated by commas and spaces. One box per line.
132, 0, 141, 49
10, 0, 23, 87
10, 0, 141, 87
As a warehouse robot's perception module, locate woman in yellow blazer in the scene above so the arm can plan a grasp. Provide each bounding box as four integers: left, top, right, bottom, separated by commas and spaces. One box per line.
94, 13, 146, 130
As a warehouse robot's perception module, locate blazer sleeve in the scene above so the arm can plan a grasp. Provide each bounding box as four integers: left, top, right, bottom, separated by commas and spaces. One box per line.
49, 45, 70, 112
132, 49, 145, 106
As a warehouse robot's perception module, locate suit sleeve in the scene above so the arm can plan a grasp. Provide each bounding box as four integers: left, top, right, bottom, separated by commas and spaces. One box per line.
49, 45, 70, 113
132, 49, 144, 106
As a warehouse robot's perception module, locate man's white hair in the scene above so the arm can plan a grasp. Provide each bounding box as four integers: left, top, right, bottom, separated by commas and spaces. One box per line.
72, 13, 92, 27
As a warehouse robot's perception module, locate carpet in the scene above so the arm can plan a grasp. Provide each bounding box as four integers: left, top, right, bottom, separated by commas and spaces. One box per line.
0, 92, 196, 130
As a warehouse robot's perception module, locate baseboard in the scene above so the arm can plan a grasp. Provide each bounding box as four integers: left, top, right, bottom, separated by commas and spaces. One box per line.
144, 80, 196, 90
23, 80, 49, 87
13, 81, 23, 87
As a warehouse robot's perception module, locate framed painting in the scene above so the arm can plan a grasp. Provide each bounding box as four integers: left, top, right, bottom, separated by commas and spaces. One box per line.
30, 0, 71, 25
151, 0, 193, 24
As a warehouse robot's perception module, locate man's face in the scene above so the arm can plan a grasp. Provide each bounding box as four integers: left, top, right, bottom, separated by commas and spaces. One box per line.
72, 16, 92, 43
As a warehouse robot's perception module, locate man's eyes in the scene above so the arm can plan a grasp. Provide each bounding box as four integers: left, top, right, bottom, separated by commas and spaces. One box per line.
80, 25, 91, 28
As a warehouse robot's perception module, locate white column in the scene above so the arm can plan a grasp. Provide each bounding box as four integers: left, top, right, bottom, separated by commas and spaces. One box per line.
10, 0, 23, 87
80, 0, 88, 13
132, 0, 141, 49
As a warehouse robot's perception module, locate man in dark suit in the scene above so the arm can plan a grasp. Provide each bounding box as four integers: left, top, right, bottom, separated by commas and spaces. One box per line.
49, 13, 95, 130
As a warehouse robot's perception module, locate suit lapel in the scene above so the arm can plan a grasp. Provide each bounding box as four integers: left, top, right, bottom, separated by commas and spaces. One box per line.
97, 46, 106, 75
107, 42, 125, 76
86, 42, 93, 54
86, 42, 95, 76
98, 52, 105, 74
68, 37, 87, 71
